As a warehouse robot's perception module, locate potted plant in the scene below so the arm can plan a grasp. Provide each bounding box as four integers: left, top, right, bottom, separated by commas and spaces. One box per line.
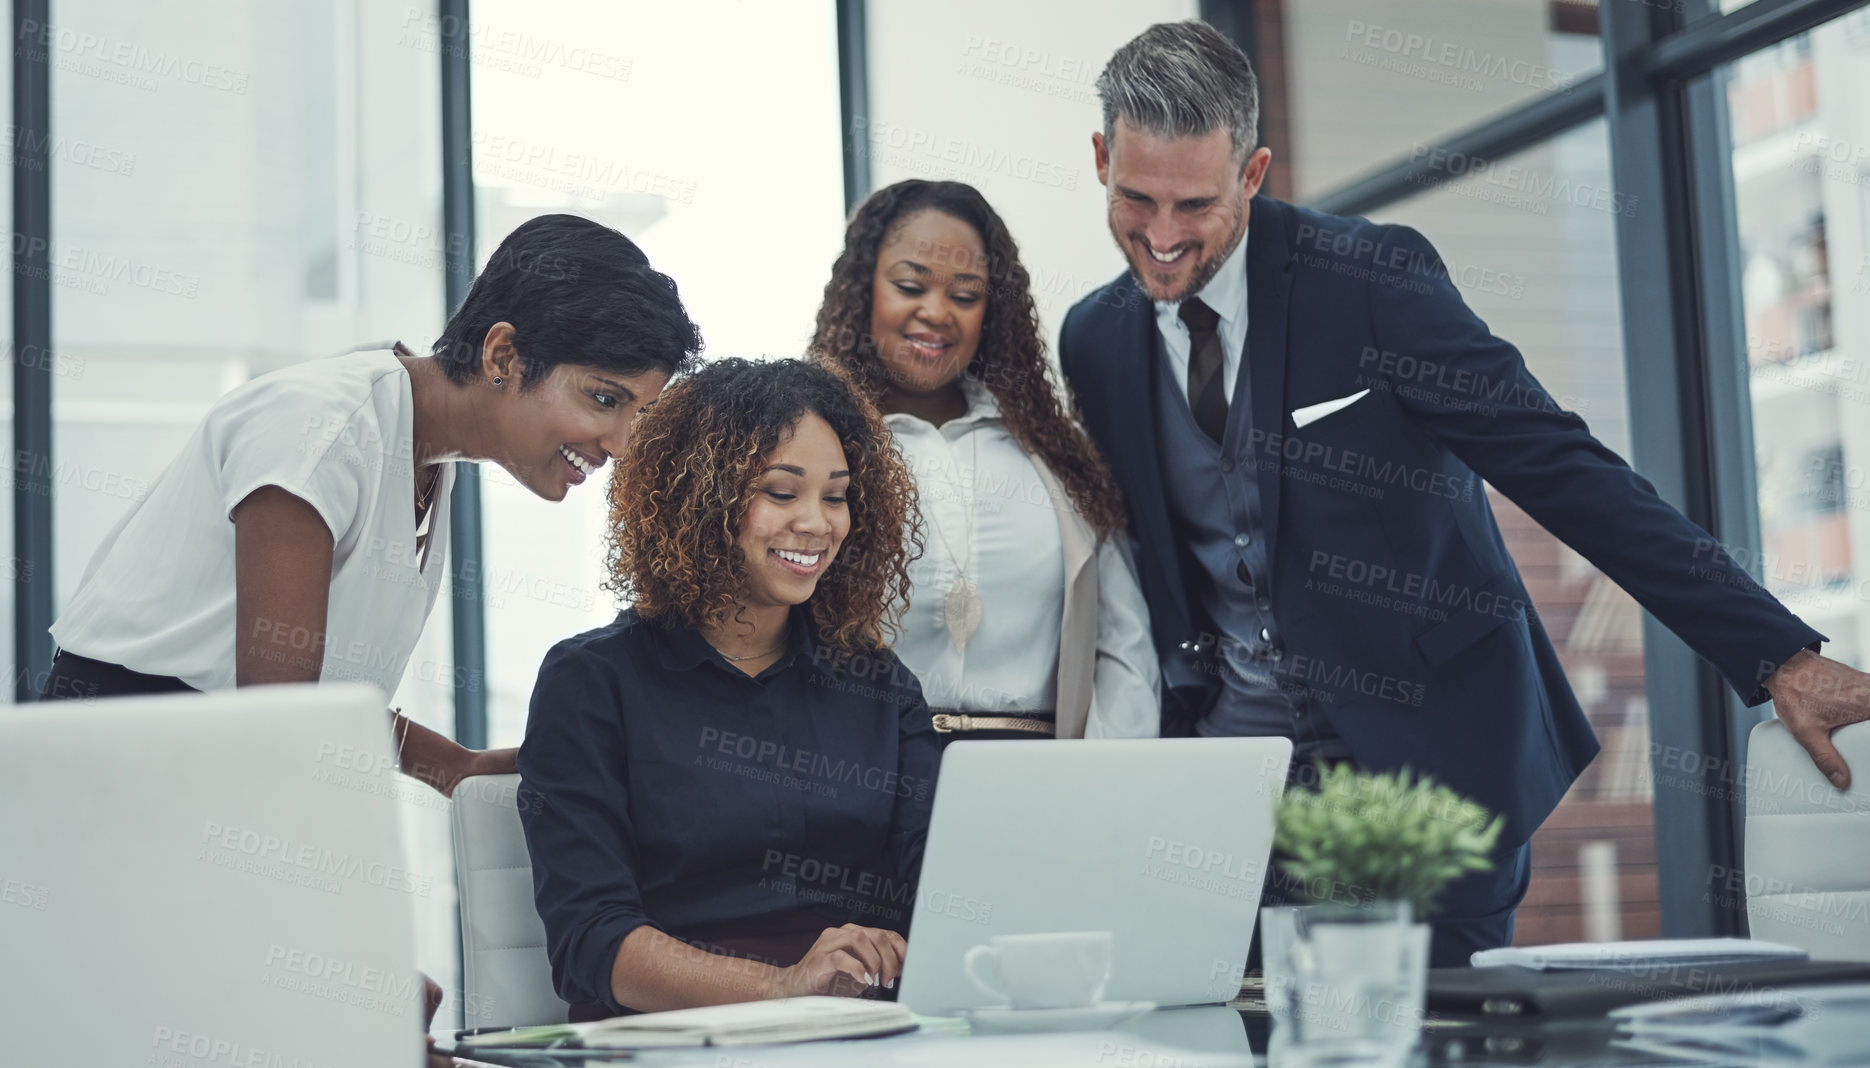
1262, 765, 1503, 1067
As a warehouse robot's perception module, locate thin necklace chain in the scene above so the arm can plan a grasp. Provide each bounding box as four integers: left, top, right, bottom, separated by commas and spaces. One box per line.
927, 428, 980, 577
716, 640, 786, 662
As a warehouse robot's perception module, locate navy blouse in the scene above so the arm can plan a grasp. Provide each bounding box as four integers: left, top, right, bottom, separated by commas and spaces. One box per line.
517, 605, 938, 1014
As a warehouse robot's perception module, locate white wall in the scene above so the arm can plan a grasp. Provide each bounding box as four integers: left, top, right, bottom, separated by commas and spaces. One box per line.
864, 0, 1198, 347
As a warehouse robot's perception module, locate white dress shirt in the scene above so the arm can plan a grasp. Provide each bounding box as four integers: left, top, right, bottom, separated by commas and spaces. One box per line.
1153, 228, 1250, 404
884, 377, 1159, 737
51, 348, 453, 698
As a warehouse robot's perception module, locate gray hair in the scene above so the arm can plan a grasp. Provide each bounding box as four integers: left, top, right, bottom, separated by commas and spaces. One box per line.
1095, 20, 1260, 163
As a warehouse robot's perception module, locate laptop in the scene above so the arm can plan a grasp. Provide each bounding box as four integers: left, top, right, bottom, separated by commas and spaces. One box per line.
0, 683, 419, 1067
896, 737, 1292, 1015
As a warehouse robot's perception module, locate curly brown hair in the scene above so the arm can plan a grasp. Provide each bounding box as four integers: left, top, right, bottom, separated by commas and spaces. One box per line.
809, 179, 1127, 539
605, 357, 922, 653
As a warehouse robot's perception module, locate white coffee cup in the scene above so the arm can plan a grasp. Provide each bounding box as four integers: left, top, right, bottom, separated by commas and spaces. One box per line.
962, 931, 1114, 1010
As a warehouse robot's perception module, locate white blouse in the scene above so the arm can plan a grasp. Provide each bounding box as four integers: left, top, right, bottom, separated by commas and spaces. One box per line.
884, 378, 1160, 737
51, 347, 454, 700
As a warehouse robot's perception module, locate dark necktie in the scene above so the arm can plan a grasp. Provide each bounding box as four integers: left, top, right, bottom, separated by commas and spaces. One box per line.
1178, 297, 1228, 444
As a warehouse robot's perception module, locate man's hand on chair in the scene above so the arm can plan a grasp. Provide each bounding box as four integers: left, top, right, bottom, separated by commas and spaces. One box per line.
1764, 649, 1870, 791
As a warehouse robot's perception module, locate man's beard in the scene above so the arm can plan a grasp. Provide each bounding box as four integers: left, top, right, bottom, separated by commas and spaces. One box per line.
1114, 201, 1248, 303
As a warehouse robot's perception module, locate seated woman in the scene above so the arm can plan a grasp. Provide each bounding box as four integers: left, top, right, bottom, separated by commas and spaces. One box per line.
811, 179, 1159, 741
518, 357, 936, 1016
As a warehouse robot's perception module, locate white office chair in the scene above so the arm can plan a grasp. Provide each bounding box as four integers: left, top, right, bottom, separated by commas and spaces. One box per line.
1743, 719, 1870, 960
452, 773, 572, 1028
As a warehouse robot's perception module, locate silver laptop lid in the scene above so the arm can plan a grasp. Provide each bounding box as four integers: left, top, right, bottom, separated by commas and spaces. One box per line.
0, 684, 419, 1067
897, 737, 1292, 1015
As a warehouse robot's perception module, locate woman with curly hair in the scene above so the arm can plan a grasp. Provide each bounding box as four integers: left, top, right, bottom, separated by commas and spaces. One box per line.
517, 358, 938, 1016
812, 179, 1159, 741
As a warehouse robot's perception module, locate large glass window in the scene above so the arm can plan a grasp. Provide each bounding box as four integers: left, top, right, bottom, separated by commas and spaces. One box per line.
466, 0, 848, 749
1373, 119, 1658, 943
1721, 15, 1870, 670
50, 0, 460, 1015
1280, 0, 1605, 198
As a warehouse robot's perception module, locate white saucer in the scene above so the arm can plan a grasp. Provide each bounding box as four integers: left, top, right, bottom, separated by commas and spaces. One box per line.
963, 1000, 1158, 1034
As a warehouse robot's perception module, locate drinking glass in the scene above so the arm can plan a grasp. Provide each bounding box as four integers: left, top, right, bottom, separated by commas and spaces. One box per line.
1261, 902, 1428, 1068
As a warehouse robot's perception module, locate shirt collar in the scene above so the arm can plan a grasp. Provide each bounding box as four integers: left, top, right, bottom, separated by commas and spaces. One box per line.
1157, 226, 1250, 328
649, 603, 819, 676
881, 373, 1002, 432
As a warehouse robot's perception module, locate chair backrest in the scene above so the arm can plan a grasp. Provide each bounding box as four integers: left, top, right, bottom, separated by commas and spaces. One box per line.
1743, 720, 1870, 960
452, 773, 571, 1028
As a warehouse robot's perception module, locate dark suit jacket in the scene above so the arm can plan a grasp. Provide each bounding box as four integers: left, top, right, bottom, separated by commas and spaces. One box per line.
1060, 195, 1823, 845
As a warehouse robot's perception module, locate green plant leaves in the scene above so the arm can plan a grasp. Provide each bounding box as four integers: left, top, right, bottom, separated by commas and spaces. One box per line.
1273, 764, 1505, 919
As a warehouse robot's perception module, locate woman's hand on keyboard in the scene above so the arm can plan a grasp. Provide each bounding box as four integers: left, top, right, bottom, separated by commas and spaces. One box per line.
774, 924, 907, 998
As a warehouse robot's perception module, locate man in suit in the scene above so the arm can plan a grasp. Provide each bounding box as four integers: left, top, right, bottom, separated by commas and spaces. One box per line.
1059, 20, 1870, 964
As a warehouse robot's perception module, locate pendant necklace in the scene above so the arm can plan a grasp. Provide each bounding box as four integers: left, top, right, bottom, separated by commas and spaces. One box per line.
413, 462, 441, 572
929, 430, 984, 651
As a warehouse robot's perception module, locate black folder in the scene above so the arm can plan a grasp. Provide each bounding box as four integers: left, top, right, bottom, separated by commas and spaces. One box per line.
1426, 959, 1870, 1020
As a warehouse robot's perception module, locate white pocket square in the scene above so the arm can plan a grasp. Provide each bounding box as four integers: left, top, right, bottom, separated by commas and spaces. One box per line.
1291, 389, 1371, 429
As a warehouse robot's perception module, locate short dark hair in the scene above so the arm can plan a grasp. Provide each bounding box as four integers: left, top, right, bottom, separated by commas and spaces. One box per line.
432, 213, 703, 387
1097, 20, 1260, 164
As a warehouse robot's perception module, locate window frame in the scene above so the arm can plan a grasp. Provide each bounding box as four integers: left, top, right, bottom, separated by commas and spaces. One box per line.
1302, 0, 1870, 936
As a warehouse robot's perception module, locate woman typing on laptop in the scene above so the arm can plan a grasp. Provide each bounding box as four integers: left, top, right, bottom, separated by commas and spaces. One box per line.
44, 215, 702, 798
517, 358, 939, 1015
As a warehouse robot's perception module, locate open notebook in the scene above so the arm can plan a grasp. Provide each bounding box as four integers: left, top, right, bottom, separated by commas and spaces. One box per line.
456, 997, 917, 1051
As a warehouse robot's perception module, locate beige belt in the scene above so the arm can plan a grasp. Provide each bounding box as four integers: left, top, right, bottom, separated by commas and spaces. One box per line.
930, 712, 1055, 736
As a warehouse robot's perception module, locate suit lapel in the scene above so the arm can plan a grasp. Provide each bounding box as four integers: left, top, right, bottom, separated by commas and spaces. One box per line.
1245, 196, 1294, 570
1107, 275, 1194, 635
